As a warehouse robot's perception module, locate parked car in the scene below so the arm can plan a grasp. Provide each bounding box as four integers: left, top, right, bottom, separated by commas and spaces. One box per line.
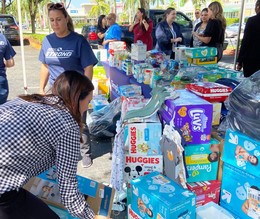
0, 14, 20, 44
225, 22, 245, 38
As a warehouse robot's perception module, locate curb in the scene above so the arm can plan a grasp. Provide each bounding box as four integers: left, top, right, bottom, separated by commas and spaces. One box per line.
25, 38, 41, 50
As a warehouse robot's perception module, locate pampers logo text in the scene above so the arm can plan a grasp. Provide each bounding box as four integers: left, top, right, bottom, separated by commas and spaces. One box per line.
188, 109, 208, 132
46, 47, 73, 58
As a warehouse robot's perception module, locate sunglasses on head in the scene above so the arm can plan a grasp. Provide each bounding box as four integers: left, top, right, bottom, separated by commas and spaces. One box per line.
106, 17, 112, 20
195, 12, 200, 14
47, 2, 64, 10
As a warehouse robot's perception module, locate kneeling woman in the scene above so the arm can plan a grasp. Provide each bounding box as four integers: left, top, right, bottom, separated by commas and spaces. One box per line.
0, 71, 108, 219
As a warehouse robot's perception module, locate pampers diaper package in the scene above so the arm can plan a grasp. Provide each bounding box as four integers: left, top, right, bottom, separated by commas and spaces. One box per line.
184, 139, 220, 182
159, 89, 213, 145
220, 163, 260, 219
130, 172, 196, 219
222, 129, 260, 178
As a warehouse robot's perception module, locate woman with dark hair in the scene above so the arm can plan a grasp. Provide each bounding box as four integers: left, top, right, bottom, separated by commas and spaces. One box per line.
155, 7, 184, 59
39, 2, 98, 168
96, 14, 108, 47
129, 8, 153, 50
190, 8, 209, 47
192, 1, 226, 61
0, 71, 107, 219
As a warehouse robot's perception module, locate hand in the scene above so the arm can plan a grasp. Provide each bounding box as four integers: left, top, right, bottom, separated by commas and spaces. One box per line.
236, 62, 242, 71
102, 40, 107, 46
142, 20, 147, 25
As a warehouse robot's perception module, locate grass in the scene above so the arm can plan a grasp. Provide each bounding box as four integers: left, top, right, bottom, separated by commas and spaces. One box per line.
23, 33, 47, 44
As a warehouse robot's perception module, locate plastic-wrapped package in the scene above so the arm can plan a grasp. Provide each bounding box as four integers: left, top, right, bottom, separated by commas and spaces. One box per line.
87, 97, 122, 138
220, 70, 260, 140
175, 66, 209, 82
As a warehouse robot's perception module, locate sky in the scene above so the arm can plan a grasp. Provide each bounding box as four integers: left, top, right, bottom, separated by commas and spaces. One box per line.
69, 0, 121, 8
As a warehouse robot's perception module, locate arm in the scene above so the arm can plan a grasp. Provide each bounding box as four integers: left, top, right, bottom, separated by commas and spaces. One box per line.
236, 18, 253, 70
129, 20, 139, 32
97, 32, 105, 40
4, 58, 15, 67
39, 63, 49, 94
84, 65, 93, 81
56, 128, 95, 219
142, 19, 149, 31
156, 24, 171, 45
192, 31, 211, 44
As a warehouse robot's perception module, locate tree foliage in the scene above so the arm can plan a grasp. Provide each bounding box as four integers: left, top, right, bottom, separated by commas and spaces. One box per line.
88, 0, 110, 18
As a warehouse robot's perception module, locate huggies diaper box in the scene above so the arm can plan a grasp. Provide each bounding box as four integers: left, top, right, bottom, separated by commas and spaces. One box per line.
186, 180, 221, 207
159, 89, 213, 145
124, 122, 162, 155
222, 129, 260, 178
185, 139, 220, 182
24, 167, 115, 218
220, 163, 260, 219
130, 172, 196, 219
124, 155, 163, 183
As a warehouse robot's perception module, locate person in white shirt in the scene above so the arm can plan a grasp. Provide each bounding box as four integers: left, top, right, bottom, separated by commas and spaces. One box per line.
193, 9, 201, 29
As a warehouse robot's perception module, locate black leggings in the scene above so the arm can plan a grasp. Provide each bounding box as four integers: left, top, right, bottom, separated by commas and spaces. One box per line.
0, 189, 59, 219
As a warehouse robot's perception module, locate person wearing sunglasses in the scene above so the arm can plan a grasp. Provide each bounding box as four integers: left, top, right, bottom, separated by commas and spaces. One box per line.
193, 9, 201, 30
39, 3, 98, 169
102, 13, 122, 53
0, 71, 108, 219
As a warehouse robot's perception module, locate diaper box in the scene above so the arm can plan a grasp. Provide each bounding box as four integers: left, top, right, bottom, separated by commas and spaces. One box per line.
222, 129, 260, 178
130, 172, 196, 219
185, 139, 220, 182
124, 155, 163, 183
196, 201, 236, 219
220, 163, 260, 219
175, 46, 188, 61
186, 82, 232, 103
128, 204, 142, 219
24, 167, 115, 218
124, 122, 162, 155
188, 57, 218, 65
131, 43, 147, 61
159, 89, 213, 145
185, 47, 217, 58
212, 102, 222, 126
187, 180, 221, 207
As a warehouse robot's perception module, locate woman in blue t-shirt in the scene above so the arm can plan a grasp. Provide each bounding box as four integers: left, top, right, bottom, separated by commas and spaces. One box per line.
39, 3, 98, 170
0, 33, 16, 104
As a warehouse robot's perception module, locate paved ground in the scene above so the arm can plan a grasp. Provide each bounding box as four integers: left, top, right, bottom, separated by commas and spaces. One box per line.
7, 44, 236, 219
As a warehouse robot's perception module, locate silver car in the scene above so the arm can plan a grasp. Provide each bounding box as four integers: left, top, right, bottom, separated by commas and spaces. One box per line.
0, 14, 20, 44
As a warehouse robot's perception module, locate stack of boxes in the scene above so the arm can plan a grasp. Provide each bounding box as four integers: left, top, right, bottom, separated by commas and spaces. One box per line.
220, 129, 260, 218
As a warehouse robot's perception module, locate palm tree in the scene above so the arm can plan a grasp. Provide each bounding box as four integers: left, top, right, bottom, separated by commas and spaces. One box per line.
180, 0, 206, 9
88, 0, 110, 18
122, 0, 139, 23
151, 0, 165, 8
139, 0, 149, 10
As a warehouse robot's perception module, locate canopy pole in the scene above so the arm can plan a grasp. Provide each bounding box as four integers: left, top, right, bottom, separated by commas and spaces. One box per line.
17, 0, 28, 94
233, 0, 245, 70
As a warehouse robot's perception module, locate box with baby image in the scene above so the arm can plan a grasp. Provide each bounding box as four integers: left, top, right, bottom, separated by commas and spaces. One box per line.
222, 129, 260, 178
24, 167, 115, 218
124, 122, 162, 156
185, 47, 217, 58
159, 89, 212, 145
184, 139, 220, 183
130, 171, 196, 219
220, 163, 260, 219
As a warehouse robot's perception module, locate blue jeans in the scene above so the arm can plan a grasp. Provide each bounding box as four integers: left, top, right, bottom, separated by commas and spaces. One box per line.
0, 76, 8, 104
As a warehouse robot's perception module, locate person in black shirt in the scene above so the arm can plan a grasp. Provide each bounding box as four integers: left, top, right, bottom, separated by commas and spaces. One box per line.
236, 0, 260, 77
191, 1, 226, 61
96, 15, 108, 47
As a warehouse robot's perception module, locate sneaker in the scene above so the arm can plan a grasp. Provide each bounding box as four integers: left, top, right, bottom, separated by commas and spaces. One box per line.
81, 156, 93, 168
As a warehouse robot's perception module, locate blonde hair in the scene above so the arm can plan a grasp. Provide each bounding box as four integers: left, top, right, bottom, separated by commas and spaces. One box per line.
208, 1, 226, 29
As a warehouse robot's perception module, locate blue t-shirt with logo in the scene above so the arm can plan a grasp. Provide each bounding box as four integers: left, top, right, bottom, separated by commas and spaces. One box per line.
39, 31, 98, 85
104, 23, 122, 51
0, 34, 16, 76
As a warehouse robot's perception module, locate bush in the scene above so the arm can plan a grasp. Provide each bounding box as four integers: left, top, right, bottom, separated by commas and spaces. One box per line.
23, 33, 47, 44
226, 18, 240, 26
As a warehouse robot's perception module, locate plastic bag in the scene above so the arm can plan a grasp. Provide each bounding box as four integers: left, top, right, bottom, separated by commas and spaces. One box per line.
87, 97, 122, 138
219, 70, 260, 140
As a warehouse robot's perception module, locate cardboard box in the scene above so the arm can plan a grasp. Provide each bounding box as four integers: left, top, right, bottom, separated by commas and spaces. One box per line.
24, 167, 115, 218
130, 172, 196, 219
93, 49, 108, 62
211, 128, 225, 181
220, 163, 260, 219
131, 43, 147, 61
124, 122, 162, 155
185, 47, 217, 58
188, 57, 217, 65
186, 180, 221, 207
185, 139, 220, 182
124, 155, 163, 183
175, 46, 188, 61
128, 204, 142, 219
158, 89, 213, 145
212, 102, 222, 126
222, 129, 260, 178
